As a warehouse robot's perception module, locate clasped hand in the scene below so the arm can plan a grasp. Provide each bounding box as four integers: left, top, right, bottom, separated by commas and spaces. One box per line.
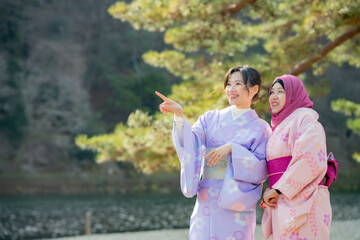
263, 188, 280, 209
204, 143, 232, 167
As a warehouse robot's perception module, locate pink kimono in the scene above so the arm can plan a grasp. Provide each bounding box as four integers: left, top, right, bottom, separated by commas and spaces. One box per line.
262, 107, 332, 239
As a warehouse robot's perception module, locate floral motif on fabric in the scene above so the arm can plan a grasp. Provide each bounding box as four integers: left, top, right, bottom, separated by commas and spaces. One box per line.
221, 116, 238, 127
208, 187, 219, 197
225, 179, 238, 194
291, 181, 318, 200
282, 209, 297, 235
309, 200, 318, 236
234, 213, 250, 226
318, 149, 326, 162
289, 231, 307, 240
235, 129, 250, 139
199, 188, 209, 202
307, 156, 320, 177
241, 157, 255, 168
323, 214, 330, 226
285, 178, 305, 190
292, 150, 311, 160
291, 132, 302, 142
281, 133, 289, 142
202, 206, 210, 216
236, 115, 247, 127
233, 230, 245, 240
194, 216, 204, 229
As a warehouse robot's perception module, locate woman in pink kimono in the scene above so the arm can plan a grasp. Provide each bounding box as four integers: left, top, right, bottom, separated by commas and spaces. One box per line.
262, 75, 332, 240
156, 66, 271, 240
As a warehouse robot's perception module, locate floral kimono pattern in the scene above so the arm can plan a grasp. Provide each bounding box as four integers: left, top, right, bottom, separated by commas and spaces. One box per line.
262, 108, 332, 240
173, 107, 271, 240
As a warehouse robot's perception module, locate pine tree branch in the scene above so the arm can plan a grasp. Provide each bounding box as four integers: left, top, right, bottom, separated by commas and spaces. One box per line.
221, 0, 257, 16
290, 26, 360, 76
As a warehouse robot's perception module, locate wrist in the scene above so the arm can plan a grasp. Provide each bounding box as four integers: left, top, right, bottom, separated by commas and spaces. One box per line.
228, 143, 232, 152
174, 112, 183, 117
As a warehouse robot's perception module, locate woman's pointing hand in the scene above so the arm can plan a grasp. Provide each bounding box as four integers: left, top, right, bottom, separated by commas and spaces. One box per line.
155, 91, 183, 117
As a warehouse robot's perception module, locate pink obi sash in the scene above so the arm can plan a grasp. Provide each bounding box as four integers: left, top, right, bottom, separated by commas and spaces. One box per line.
267, 156, 292, 188
267, 153, 339, 189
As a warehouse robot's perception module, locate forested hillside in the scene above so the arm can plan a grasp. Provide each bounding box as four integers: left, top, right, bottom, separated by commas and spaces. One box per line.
0, 0, 176, 173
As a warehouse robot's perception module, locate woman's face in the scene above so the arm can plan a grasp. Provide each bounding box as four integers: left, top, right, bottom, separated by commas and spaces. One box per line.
225, 72, 258, 108
269, 82, 286, 114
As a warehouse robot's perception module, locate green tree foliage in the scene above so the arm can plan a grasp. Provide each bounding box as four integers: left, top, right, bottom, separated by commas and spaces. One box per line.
331, 99, 360, 163
77, 0, 360, 173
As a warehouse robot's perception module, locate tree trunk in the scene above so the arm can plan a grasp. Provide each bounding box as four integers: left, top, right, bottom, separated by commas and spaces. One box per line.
290, 26, 360, 76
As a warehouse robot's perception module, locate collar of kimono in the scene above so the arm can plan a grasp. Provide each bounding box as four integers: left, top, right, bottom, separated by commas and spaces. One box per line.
231, 105, 251, 119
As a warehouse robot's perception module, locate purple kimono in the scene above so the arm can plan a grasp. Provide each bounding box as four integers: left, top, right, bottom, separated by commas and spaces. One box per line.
172, 107, 271, 240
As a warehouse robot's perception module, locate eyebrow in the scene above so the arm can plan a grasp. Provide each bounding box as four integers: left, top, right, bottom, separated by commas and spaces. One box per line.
272, 85, 284, 90
228, 79, 243, 82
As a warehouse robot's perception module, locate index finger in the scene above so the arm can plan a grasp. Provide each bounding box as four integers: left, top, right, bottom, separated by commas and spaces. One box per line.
155, 91, 169, 102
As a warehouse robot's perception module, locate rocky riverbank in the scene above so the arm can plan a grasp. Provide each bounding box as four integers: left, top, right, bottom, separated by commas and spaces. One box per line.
45, 220, 360, 240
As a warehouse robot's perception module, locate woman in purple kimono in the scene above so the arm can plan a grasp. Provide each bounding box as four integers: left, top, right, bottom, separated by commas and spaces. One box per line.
156, 65, 271, 240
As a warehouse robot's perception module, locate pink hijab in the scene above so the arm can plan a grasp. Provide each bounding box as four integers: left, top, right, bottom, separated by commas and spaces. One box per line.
270, 75, 313, 130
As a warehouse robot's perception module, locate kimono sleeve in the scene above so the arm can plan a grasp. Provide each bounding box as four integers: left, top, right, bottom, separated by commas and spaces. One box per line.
231, 123, 271, 184
272, 121, 328, 200
172, 114, 207, 198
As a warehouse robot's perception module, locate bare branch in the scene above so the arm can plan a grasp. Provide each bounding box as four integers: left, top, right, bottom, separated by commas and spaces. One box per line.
290, 26, 360, 76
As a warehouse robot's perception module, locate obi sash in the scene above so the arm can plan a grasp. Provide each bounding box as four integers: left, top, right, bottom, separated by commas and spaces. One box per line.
201, 148, 228, 179
267, 153, 339, 189
267, 156, 292, 188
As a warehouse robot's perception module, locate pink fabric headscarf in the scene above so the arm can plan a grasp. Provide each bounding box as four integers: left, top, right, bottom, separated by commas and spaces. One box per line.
269, 75, 313, 130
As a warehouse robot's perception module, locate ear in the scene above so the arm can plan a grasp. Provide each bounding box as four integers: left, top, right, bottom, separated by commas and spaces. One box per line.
250, 85, 259, 96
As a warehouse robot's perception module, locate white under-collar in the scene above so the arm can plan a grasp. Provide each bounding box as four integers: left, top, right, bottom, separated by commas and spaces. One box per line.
231, 105, 251, 119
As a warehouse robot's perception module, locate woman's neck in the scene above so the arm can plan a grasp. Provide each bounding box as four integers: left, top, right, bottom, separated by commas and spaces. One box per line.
232, 104, 251, 109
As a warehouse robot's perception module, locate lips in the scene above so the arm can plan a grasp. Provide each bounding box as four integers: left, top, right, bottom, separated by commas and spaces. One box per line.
271, 102, 279, 107
228, 94, 239, 99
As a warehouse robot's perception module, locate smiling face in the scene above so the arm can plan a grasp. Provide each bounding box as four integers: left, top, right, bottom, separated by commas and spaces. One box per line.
269, 82, 286, 114
225, 71, 259, 108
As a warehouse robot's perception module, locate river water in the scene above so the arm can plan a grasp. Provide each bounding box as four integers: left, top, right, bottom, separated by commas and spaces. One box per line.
0, 192, 359, 239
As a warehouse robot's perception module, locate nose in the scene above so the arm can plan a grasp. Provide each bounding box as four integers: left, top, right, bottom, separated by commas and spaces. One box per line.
227, 85, 236, 91
271, 92, 279, 99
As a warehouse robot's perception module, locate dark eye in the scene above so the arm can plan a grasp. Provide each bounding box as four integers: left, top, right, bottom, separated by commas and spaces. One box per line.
270, 91, 274, 95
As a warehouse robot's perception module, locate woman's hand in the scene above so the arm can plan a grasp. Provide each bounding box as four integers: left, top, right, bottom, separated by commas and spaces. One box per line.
204, 143, 232, 167
155, 91, 183, 117
263, 188, 280, 210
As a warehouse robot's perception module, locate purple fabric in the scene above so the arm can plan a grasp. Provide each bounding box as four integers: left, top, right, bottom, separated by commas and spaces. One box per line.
172, 107, 271, 240
267, 156, 292, 188
269, 75, 313, 130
